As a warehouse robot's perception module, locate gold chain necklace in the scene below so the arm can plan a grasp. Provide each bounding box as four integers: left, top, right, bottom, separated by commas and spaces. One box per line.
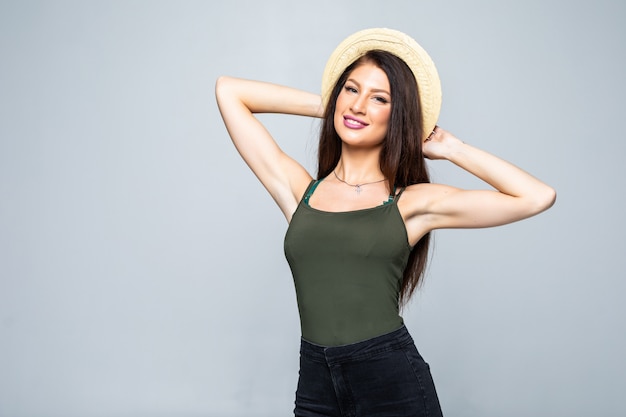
333, 171, 386, 195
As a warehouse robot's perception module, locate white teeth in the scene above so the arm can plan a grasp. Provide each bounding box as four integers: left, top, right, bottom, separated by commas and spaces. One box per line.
346, 118, 364, 126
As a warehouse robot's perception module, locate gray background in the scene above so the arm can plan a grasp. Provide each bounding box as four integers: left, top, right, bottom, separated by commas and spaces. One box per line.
1, 1, 624, 416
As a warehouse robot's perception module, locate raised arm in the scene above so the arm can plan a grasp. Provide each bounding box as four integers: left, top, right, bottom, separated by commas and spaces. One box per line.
402, 127, 556, 242
215, 76, 323, 219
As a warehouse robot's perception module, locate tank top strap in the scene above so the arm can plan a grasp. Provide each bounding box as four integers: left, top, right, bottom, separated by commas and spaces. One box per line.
302, 179, 322, 205
394, 186, 407, 200
382, 186, 407, 205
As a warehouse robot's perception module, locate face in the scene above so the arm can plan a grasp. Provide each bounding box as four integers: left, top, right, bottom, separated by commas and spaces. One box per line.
333, 62, 391, 149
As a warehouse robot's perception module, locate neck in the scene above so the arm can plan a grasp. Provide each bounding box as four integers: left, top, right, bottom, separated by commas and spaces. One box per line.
335, 146, 383, 184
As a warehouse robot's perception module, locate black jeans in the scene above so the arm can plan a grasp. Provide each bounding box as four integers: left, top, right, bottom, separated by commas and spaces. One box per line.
295, 325, 443, 417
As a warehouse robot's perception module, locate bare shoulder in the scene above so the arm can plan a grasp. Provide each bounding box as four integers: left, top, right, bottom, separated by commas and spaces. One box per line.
396, 182, 461, 246
290, 171, 314, 205
398, 182, 459, 219
278, 166, 313, 222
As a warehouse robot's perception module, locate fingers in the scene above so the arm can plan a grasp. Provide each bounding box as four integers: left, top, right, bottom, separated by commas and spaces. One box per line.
425, 125, 439, 142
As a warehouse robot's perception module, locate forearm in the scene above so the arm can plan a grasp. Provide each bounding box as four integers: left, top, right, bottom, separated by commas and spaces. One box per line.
446, 141, 556, 206
215, 76, 323, 118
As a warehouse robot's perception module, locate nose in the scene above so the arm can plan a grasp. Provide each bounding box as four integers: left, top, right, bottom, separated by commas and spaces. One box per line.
350, 93, 367, 114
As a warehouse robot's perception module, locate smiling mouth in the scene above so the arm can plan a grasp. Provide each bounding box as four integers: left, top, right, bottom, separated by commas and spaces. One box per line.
343, 115, 368, 128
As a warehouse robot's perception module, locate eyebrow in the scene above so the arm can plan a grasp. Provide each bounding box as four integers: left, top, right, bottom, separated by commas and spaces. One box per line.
346, 78, 391, 95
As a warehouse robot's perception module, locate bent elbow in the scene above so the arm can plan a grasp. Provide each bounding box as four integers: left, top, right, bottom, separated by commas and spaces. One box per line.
543, 186, 557, 210
215, 75, 232, 100
533, 185, 557, 214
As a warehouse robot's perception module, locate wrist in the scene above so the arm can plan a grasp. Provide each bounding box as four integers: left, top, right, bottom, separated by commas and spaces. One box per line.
444, 140, 471, 163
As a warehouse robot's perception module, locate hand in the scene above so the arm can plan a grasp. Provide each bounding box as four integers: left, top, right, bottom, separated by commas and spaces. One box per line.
422, 126, 464, 160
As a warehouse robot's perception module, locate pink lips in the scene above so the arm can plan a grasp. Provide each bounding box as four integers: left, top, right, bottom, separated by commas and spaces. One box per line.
343, 115, 369, 129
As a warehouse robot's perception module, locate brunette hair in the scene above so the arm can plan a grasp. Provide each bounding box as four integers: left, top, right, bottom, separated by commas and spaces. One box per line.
317, 50, 431, 304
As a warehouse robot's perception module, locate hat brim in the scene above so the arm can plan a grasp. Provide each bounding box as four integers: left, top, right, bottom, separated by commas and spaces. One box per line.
321, 28, 442, 141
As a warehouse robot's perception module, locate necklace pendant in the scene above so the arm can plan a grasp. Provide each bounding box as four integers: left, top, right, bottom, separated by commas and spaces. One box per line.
333, 170, 385, 196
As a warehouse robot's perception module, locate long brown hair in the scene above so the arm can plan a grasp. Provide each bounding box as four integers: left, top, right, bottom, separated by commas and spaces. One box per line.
317, 50, 431, 305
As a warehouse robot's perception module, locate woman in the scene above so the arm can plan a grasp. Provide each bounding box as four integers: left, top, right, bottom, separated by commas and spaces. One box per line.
216, 28, 555, 417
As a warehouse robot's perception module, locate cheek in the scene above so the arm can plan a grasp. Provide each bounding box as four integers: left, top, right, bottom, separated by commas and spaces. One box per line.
375, 108, 391, 128
333, 109, 343, 130
333, 112, 341, 130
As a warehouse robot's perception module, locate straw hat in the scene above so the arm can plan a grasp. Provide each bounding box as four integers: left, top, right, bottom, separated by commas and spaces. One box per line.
321, 28, 442, 141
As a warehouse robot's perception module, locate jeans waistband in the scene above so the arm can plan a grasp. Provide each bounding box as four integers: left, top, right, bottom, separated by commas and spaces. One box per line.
300, 325, 414, 365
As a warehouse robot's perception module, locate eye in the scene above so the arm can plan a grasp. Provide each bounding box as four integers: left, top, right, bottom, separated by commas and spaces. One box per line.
373, 96, 389, 104
343, 85, 358, 94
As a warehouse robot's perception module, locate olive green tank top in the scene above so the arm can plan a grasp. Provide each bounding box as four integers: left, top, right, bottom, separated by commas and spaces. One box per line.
284, 180, 411, 346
